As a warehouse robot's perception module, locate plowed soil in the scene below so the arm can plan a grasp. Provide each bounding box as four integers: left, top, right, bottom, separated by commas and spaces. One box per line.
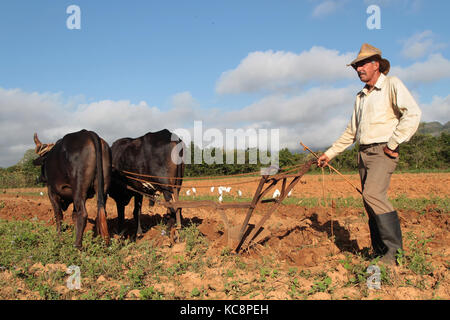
1, 172, 449, 300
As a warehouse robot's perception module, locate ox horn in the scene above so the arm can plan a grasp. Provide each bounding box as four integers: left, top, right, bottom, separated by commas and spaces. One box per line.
34, 133, 43, 154
34, 133, 55, 156
34, 133, 42, 146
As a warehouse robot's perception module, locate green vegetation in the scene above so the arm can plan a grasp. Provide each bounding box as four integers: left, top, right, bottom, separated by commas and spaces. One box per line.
183, 130, 449, 177
0, 149, 42, 188
0, 209, 443, 300
179, 193, 449, 213
418, 121, 450, 137
340, 254, 390, 288
0, 218, 177, 299
397, 232, 434, 276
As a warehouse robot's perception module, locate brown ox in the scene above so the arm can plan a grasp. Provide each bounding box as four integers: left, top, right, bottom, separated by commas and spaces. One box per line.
108, 129, 184, 239
33, 130, 111, 248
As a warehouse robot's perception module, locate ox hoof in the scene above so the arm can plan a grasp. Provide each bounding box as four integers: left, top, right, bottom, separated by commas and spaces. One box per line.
170, 228, 180, 244
117, 228, 127, 238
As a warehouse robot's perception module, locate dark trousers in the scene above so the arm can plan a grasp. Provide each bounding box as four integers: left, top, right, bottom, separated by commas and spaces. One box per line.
358, 143, 403, 257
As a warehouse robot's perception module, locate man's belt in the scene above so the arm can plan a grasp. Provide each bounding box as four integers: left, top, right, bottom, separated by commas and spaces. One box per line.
359, 142, 399, 153
359, 142, 387, 151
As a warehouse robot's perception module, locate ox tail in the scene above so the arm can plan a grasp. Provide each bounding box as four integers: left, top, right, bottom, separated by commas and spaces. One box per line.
173, 138, 185, 195
173, 139, 185, 230
89, 131, 110, 245
177, 141, 185, 191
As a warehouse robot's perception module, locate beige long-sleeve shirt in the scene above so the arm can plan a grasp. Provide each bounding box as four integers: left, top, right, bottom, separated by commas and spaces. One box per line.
324, 73, 422, 160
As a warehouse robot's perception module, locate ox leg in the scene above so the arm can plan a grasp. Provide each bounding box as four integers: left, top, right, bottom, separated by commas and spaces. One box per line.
133, 195, 143, 239
173, 190, 182, 230
175, 208, 182, 229
71, 208, 77, 225
73, 199, 88, 249
116, 202, 126, 237
47, 188, 63, 233
163, 191, 181, 228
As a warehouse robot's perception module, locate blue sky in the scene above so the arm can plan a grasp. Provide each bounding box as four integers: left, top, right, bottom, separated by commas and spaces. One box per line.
1, 0, 449, 167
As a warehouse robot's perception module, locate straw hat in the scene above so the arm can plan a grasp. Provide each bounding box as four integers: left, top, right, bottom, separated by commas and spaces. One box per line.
348, 43, 390, 75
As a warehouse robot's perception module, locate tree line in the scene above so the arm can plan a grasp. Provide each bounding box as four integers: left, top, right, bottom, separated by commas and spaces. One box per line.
1, 132, 448, 188
183, 132, 449, 176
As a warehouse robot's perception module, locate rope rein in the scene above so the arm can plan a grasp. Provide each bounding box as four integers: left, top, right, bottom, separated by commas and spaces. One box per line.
321, 166, 334, 243
117, 163, 307, 190
123, 174, 262, 189
35, 144, 55, 157
117, 163, 304, 181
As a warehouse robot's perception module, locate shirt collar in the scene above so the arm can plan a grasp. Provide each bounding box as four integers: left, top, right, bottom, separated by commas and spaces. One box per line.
359, 73, 386, 96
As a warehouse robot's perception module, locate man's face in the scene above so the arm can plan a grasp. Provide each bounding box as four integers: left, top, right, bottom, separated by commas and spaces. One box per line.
352, 58, 380, 84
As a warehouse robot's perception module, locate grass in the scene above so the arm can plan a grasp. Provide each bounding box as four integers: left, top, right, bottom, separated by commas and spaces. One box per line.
393, 194, 450, 214
339, 254, 390, 289
0, 217, 220, 300
0, 215, 293, 300
4, 185, 449, 213
179, 193, 449, 213
0, 186, 446, 300
309, 273, 333, 295
0, 217, 443, 300
0, 218, 145, 299
397, 231, 434, 275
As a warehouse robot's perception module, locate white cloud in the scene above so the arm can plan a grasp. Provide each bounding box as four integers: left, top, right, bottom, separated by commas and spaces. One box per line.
279, 116, 350, 151
312, 0, 340, 18
390, 54, 450, 84
171, 91, 199, 110
0, 88, 198, 167
215, 85, 359, 152
216, 47, 355, 95
222, 86, 357, 126
400, 30, 447, 60
310, 0, 352, 18
420, 94, 450, 123
0, 83, 361, 167
0, 88, 69, 166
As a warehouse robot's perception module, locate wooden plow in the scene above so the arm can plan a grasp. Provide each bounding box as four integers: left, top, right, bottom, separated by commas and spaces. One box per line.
120, 159, 315, 253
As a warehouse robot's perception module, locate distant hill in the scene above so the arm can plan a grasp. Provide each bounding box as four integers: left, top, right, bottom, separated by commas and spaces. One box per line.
418, 121, 450, 136
15, 149, 39, 168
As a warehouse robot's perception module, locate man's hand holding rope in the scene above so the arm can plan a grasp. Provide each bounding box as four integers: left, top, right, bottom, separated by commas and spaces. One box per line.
317, 153, 330, 168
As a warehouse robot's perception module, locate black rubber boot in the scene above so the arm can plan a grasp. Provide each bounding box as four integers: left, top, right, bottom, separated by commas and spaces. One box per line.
374, 211, 403, 265
368, 215, 386, 257
364, 200, 387, 257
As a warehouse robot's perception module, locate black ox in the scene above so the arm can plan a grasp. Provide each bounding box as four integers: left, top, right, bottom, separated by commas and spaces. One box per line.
109, 129, 184, 239
33, 130, 111, 248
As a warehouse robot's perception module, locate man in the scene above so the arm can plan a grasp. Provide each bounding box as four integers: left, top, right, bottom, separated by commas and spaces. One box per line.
317, 43, 422, 265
